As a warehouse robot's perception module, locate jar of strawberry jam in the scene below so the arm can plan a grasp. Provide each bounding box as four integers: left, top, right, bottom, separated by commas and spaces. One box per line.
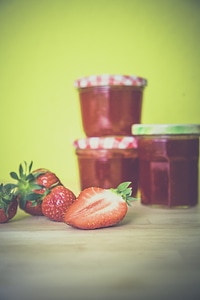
73, 136, 139, 196
74, 74, 147, 137
132, 124, 200, 207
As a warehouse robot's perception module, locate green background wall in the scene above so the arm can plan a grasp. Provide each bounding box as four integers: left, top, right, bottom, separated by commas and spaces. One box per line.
0, 0, 199, 194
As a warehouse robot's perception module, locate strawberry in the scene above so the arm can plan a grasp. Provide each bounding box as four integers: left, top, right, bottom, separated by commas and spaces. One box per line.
10, 161, 62, 216
64, 182, 137, 230
42, 185, 76, 222
0, 183, 18, 223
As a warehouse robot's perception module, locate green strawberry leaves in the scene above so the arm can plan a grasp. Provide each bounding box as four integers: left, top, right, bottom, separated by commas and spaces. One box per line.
9, 161, 45, 208
111, 181, 138, 206
0, 183, 16, 215
10, 161, 45, 183
10, 172, 19, 181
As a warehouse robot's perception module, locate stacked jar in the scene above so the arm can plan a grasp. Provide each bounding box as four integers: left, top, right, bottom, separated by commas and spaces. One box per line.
73, 74, 147, 197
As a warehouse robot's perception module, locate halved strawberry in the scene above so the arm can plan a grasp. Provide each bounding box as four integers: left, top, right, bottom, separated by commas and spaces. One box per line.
0, 183, 18, 223
64, 182, 137, 230
42, 185, 76, 222
10, 161, 62, 216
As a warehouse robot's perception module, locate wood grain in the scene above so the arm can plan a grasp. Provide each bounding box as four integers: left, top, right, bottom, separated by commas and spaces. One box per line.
0, 201, 200, 300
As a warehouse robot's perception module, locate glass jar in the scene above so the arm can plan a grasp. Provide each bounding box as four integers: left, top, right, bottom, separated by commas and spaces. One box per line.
132, 124, 200, 207
74, 74, 147, 137
73, 136, 139, 196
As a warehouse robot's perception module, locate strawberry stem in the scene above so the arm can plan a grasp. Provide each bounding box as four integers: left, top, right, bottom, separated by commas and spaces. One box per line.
111, 182, 138, 206
10, 161, 45, 209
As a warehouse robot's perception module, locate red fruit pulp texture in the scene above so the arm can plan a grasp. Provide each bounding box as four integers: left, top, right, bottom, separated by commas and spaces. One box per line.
78, 86, 144, 136
64, 188, 128, 229
138, 136, 199, 207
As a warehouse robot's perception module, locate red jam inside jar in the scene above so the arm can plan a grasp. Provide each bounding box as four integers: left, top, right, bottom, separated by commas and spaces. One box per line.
74, 74, 147, 137
132, 124, 200, 208
73, 136, 139, 196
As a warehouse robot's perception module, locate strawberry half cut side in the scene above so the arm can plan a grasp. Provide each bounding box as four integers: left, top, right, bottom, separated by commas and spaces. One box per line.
64, 182, 137, 230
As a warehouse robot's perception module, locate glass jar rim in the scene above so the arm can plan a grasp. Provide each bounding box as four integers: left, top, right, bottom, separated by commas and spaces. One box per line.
74, 74, 147, 88
73, 136, 138, 149
132, 124, 200, 135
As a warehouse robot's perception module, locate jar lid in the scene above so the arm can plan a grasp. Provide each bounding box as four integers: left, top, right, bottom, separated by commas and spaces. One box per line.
132, 124, 200, 135
73, 136, 138, 149
74, 74, 147, 88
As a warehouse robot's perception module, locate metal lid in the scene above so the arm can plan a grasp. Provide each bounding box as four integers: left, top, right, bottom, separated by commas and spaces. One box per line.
73, 136, 138, 149
132, 124, 200, 135
74, 74, 147, 88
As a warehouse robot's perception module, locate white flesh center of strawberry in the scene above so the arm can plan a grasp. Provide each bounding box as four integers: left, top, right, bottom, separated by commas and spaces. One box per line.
81, 189, 124, 215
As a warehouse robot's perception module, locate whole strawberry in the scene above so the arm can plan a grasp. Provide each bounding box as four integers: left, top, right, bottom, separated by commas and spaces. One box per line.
10, 161, 62, 216
64, 182, 137, 230
42, 185, 76, 222
0, 183, 18, 223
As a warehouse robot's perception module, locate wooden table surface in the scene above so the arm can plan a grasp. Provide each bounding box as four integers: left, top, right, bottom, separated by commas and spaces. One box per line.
1, 200, 200, 300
